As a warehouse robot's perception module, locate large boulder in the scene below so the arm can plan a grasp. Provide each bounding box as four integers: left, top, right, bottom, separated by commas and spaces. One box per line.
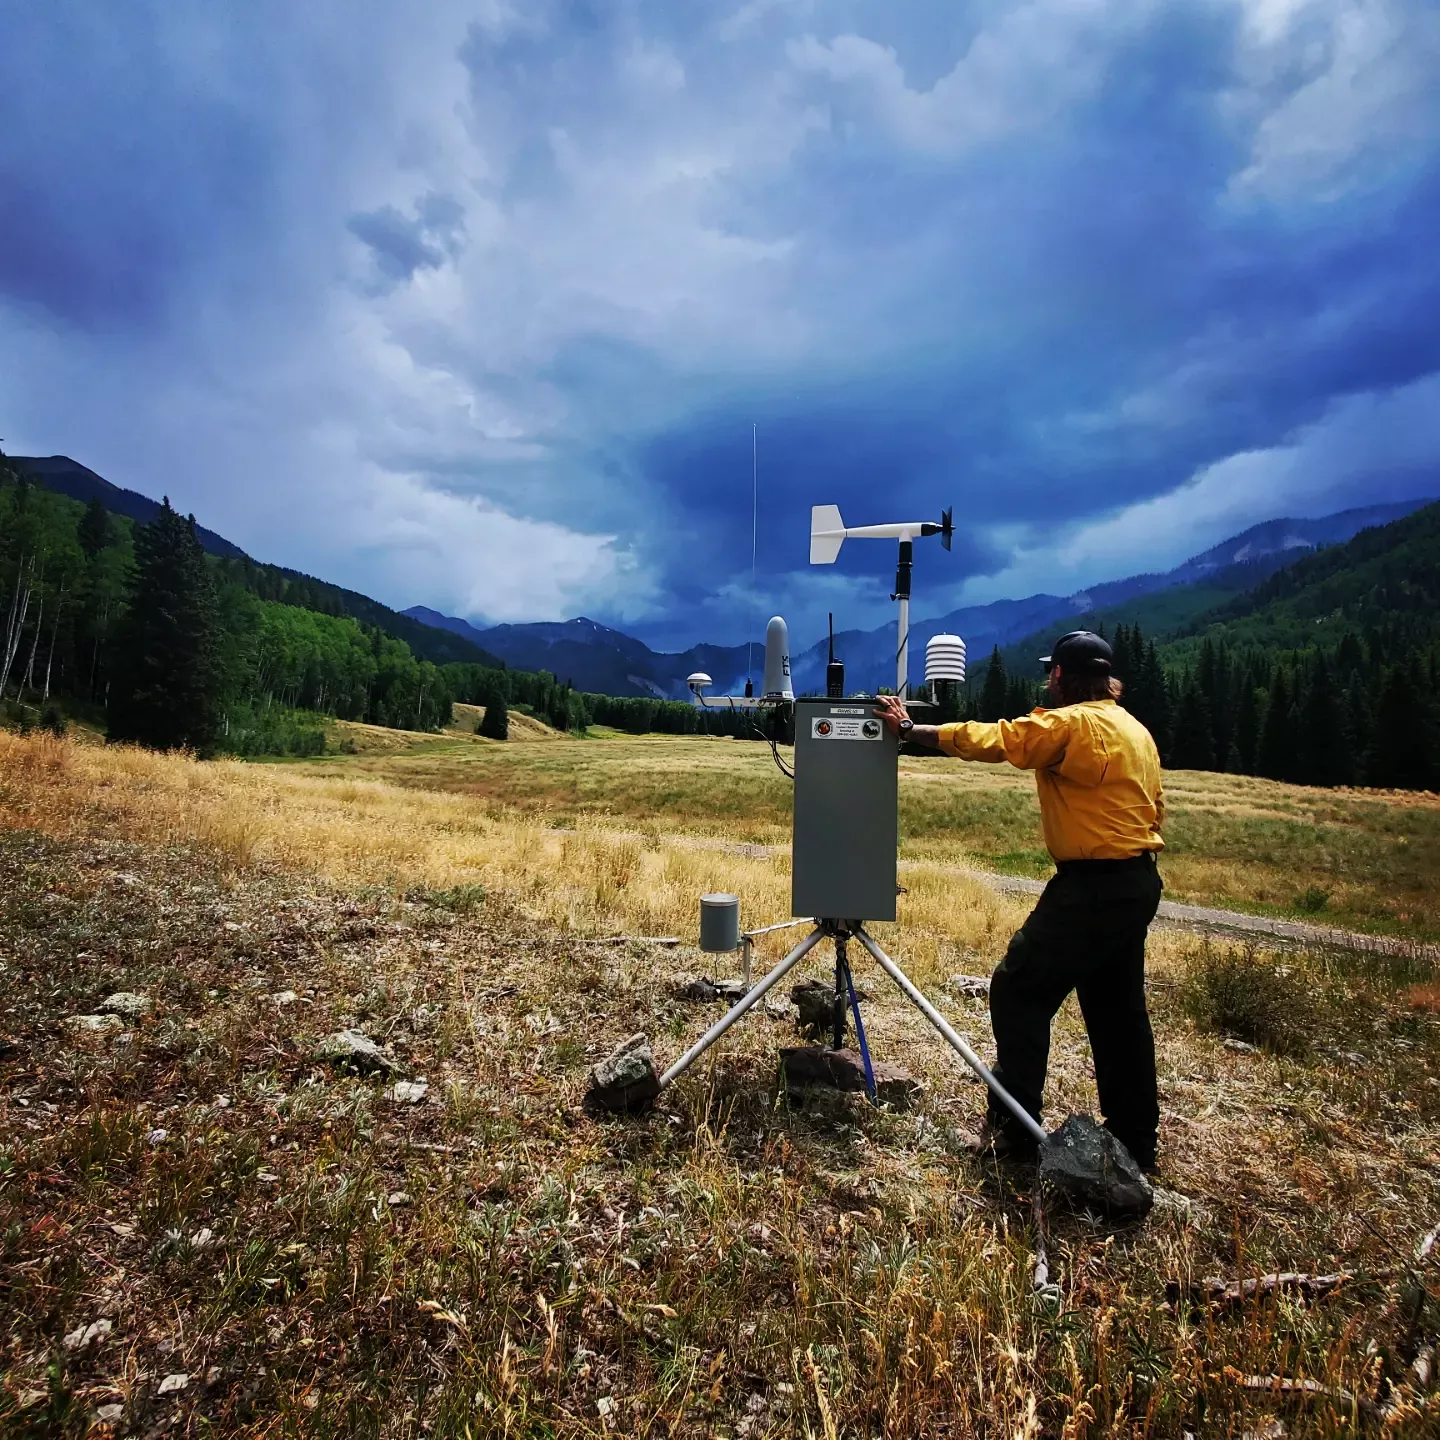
1039, 1115, 1153, 1219
587, 1033, 660, 1113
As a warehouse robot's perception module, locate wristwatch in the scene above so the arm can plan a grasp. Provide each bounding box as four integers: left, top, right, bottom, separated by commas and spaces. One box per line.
898, 718, 914, 739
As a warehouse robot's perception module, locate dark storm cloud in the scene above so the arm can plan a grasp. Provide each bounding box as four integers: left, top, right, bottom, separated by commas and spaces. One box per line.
347, 194, 466, 285
1, 1, 1437, 641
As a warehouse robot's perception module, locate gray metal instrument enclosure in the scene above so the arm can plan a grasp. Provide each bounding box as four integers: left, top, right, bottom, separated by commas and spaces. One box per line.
791, 698, 898, 922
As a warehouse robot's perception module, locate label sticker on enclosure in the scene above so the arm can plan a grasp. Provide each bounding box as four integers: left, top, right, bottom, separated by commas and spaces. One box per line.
812, 716, 884, 741
830, 707, 868, 715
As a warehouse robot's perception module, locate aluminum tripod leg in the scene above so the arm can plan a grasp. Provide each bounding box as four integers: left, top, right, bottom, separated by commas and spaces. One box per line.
855, 927, 1048, 1147
659, 927, 825, 1089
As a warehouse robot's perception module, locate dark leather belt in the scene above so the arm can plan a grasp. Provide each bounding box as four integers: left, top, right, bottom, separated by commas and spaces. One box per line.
1054, 852, 1158, 875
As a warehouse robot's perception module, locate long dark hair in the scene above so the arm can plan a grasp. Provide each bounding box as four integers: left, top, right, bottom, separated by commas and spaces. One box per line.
1054, 671, 1124, 706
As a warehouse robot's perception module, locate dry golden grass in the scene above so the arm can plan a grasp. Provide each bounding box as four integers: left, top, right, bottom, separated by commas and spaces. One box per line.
3, 729, 1439, 1435
278, 727, 1440, 940
0, 731, 1040, 987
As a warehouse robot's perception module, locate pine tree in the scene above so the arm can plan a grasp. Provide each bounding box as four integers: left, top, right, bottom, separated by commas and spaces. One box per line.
1232, 683, 1261, 774
477, 690, 509, 740
1295, 653, 1350, 786
1256, 667, 1292, 781
1004, 675, 1035, 719
108, 499, 223, 754
979, 646, 1007, 722
1125, 640, 1170, 754
77, 498, 113, 560
1170, 679, 1216, 771
1367, 668, 1428, 789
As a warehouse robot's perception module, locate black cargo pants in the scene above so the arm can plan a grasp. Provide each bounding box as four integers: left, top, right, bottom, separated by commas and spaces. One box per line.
987, 853, 1163, 1167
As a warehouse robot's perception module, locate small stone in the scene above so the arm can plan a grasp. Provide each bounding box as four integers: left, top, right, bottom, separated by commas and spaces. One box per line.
96, 1403, 124, 1423
388, 1191, 412, 1207
146, 1128, 169, 1144
391, 1080, 429, 1104
1039, 1115, 1153, 1219
790, 978, 869, 1039
780, 1046, 921, 1110
64, 1013, 125, 1035
99, 992, 152, 1019
157, 1373, 189, 1396
597, 1396, 614, 1418
675, 975, 746, 1003
63, 1324, 87, 1350
1222, 1037, 1258, 1054
1150, 1187, 1196, 1222
214, 1095, 232, 1109
314, 1028, 405, 1076
269, 990, 299, 1006
586, 1033, 660, 1113
191, 1228, 214, 1250
948, 974, 991, 999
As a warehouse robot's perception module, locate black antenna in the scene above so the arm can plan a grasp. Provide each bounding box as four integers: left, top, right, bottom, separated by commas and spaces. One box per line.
826, 612, 845, 698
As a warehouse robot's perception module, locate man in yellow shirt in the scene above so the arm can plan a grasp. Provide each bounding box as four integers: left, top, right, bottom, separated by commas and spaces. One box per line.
875, 630, 1165, 1170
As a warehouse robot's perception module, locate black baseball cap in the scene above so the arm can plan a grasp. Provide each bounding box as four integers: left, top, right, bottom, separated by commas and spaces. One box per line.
1040, 630, 1113, 674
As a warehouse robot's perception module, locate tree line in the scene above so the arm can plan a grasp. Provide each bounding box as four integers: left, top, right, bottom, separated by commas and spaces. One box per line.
965, 619, 1438, 792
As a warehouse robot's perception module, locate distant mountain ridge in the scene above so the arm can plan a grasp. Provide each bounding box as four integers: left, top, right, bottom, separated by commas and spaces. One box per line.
13, 455, 250, 560
406, 609, 757, 699
789, 500, 1432, 693
412, 498, 1432, 697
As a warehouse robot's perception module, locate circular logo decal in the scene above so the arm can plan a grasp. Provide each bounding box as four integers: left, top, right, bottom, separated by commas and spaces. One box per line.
816, 720, 833, 736
862, 719, 881, 738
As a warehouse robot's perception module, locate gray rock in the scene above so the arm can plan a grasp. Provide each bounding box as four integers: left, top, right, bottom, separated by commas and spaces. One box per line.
790, 978, 868, 1039
99, 992, 152, 1019
675, 975, 746, 1003
780, 1045, 921, 1110
391, 1080, 429, 1104
1039, 1115, 1153, 1219
314, 1028, 404, 1076
64, 1013, 125, 1036
948, 974, 991, 999
587, 1033, 660, 1112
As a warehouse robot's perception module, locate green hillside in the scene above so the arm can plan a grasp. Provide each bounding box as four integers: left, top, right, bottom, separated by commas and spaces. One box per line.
973, 501, 1440, 792
214, 556, 503, 670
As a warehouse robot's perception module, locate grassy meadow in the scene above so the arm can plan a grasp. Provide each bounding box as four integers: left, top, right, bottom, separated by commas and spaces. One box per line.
301, 720, 1440, 943
2, 726, 1438, 1436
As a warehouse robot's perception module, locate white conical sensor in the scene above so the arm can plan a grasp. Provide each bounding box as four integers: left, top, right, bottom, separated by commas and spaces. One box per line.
763, 616, 794, 699
925, 633, 967, 684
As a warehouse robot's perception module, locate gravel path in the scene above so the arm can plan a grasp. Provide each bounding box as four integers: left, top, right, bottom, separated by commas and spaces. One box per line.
955, 866, 1438, 962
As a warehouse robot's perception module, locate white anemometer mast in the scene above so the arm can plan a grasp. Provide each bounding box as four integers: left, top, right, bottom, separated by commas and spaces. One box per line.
809, 504, 954, 695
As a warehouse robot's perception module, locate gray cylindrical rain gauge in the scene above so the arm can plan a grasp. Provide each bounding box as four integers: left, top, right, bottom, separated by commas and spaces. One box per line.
699, 893, 741, 953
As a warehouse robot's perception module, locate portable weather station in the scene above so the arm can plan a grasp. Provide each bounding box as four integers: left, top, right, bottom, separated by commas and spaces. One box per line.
596, 497, 1153, 1218
649, 502, 1049, 1154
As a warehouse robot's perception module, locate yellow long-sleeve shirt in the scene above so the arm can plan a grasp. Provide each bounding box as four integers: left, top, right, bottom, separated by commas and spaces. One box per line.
936, 699, 1165, 862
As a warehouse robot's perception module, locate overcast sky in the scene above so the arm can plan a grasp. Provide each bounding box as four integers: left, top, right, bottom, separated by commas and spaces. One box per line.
2, 0, 1437, 649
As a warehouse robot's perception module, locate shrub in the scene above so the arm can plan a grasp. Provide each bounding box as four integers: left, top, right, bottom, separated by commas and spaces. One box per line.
1179, 940, 1313, 1055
